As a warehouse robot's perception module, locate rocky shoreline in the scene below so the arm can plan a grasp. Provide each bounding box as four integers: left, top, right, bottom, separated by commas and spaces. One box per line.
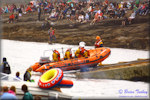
2, 13, 149, 51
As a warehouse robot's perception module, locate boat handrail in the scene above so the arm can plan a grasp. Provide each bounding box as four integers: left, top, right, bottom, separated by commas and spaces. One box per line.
0, 72, 23, 81
42, 47, 101, 63
42, 46, 94, 57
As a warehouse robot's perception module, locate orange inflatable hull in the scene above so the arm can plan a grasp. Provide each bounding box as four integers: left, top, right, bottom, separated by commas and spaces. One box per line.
35, 47, 111, 73
31, 62, 49, 71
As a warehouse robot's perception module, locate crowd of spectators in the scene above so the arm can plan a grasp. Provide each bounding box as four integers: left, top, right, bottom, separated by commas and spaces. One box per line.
0, 85, 41, 100
0, 0, 149, 24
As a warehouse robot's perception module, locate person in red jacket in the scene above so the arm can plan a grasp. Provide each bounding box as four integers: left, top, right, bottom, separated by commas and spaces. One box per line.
94, 36, 103, 48
26, 5, 32, 13
9, 13, 15, 23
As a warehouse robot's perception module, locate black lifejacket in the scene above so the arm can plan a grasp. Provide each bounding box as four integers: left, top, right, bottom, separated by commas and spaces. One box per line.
2, 61, 11, 74
24, 71, 31, 81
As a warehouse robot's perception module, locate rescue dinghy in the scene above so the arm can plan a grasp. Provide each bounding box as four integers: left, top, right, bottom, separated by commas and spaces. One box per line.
33, 47, 111, 73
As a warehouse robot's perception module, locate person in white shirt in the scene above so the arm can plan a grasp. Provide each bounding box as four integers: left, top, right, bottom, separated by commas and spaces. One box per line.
128, 11, 136, 24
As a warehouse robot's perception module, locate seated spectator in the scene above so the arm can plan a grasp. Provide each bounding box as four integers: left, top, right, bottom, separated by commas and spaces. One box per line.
120, 8, 125, 18
16, 71, 22, 80
8, 86, 16, 95
66, 9, 71, 20
21, 84, 33, 100
144, 3, 149, 15
109, 9, 115, 18
34, 95, 41, 100
90, 12, 103, 25
77, 13, 85, 23
85, 12, 90, 22
107, 5, 113, 14
128, 11, 136, 24
0, 86, 17, 100
49, 9, 57, 21
26, 5, 32, 13
115, 10, 121, 18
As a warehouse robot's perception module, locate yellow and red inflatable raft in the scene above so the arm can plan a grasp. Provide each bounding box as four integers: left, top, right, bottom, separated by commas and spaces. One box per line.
38, 68, 73, 89
32, 47, 111, 73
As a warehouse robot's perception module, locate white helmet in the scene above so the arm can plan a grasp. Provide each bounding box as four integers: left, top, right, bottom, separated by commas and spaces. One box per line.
79, 41, 86, 47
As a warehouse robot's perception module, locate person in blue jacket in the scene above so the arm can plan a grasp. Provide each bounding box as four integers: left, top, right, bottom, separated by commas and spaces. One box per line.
0, 86, 17, 100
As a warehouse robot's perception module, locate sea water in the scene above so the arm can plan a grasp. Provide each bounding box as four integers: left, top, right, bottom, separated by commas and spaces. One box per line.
1, 39, 149, 99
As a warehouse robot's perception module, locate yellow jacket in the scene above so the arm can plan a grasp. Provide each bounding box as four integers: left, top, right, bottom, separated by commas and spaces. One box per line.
52, 52, 60, 61
75, 48, 81, 58
75, 48, 89, 58
64, 50, 72, 60
83, 50, 89, 58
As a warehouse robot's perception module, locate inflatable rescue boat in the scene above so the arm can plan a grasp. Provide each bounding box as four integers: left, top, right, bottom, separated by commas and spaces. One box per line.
32, 47, 111, 73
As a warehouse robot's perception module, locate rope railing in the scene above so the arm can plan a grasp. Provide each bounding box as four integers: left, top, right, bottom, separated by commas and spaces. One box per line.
42, 46, 99, 61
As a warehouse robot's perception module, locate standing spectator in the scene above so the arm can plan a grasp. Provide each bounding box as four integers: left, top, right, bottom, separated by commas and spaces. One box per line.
1, 57, 11, 74
37, 5, 42, 21
9, 13, 15, 23
41, 18, 50, 30
4, 6, 9, 13
0, 86, 17, 100
21, 84, 33, 100
48, 27, 53, 44
15, 13, 19, 22
122, 16, 128, 26
70, 7, 76, 21
8, 86, 16, 95
18, 7, 22, 17
51, 29, 56, 42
